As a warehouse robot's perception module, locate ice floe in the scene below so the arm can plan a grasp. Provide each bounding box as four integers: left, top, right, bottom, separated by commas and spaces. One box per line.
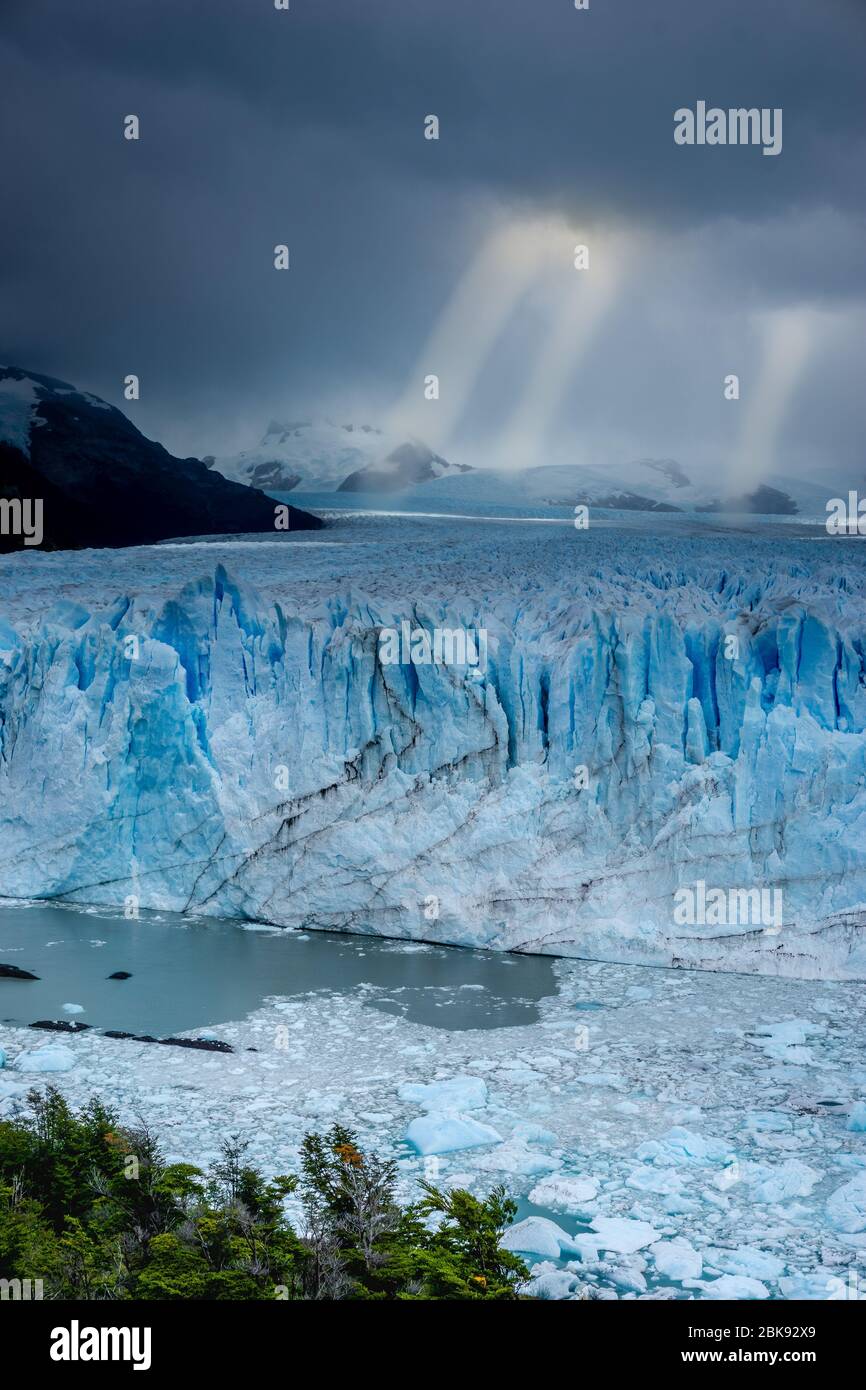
2, 943, 865, 1300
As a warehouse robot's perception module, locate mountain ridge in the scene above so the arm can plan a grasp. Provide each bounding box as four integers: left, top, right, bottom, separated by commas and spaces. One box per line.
0, 367, 323, 551
210, 419, 471, 493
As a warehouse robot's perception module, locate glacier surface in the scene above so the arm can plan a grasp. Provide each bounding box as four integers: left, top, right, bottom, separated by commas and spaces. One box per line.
1, 513, 865, 977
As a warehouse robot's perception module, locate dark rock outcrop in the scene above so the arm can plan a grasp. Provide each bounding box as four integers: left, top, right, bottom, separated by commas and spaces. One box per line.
102, 1030, 233, 1052
0, 366, 324, 552
30, 1019, 91, 1033
0, 963, 39, 980
698, 484, 799, 515
338, 439, 471, 492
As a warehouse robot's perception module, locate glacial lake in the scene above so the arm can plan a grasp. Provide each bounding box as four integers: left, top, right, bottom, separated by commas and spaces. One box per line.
0, 902, 558, 1037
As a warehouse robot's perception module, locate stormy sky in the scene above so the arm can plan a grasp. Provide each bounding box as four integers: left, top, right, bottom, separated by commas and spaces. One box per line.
1, 0, 864, 481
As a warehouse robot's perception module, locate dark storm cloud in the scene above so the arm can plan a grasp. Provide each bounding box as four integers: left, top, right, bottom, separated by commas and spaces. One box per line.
0, 0, 864, 463
5, 0, 866, 223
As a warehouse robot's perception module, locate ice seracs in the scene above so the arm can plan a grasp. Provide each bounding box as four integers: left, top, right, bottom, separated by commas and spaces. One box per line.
0, 517, 865, 976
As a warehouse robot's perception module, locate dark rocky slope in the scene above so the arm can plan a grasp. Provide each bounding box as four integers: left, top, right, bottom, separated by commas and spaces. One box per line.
0, 367, 323, 551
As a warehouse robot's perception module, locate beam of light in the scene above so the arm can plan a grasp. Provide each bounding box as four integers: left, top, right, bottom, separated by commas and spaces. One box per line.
384, 218, 572, 449
727, 307, 820, 495
490, 228, 643, 472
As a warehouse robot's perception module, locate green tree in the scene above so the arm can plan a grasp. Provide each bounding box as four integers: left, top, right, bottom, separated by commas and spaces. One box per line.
0, 1089, 527, 1302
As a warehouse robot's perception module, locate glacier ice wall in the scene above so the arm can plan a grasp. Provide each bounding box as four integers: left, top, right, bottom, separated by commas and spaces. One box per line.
1, 541, 866, 978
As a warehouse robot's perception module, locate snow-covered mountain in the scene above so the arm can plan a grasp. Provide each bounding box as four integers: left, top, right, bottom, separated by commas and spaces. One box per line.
338, 439, 472, 492
208, 420, 470, 493
206, 419, 386, 491
401, 459, 847, 518
0, 367, 323, 550
1, 517, 864, 978
207, 431, 845, 514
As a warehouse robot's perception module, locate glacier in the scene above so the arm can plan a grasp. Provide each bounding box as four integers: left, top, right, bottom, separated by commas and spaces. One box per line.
1, 513, 865, 978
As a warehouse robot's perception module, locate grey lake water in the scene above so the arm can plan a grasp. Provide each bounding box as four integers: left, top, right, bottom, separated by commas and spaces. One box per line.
0, 902, 558, 1037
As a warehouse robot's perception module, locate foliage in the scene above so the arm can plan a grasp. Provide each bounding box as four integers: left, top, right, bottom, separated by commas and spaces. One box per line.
0, 1089, 528, 1300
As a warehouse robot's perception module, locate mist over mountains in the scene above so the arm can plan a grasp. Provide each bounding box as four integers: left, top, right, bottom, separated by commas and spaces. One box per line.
207, 416, 850, 517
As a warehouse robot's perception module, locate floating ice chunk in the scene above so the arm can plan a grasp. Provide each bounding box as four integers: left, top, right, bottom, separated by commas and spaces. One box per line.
570, 1233, 604, 1262
405, 1112, 502, 1156
669, 1106, 704, 1126
471, 1138, 560, 1177
574, 1071, 626, 1090
746, 1111, 793, 1133
62, 1002, 85, 1014
528, 1174, 599, 1211
651, 1239, 702, 1281
626, 1166, 683, 1195
525, 1273, 578, 1301
13, 1045, 76, 1073
750, 1159, 820, 1203
0, 1076, 30, 1100
765, 1044, 814, 1064
826, 1171, 866, 1233
834, 1155, 866, 1172
753, 1019, 820, 1048
589, 1216, 660, 1254
706, 1246, 785, 1281
687, 1275, 769, 1300
663, 1194, 704, 1216
524, 1267, 580, 1300
636, 1126, 731, 1166
502, 1216, 581, 1259
603, 1256, 647, 1293
779, 1271, 854, 1300
847, 1102, 866, 1133
750, 1020, 823, 1064
510, 1121, 557, 1145
399, 1076, 488, 1111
